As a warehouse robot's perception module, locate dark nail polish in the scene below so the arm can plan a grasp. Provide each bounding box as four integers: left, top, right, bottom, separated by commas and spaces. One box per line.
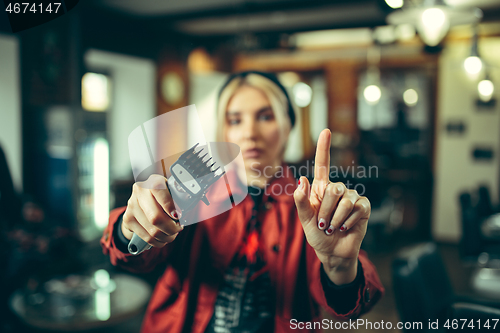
325, 226, 334, 235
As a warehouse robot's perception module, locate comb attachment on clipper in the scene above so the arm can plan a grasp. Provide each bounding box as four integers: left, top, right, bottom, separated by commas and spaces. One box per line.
168, 143, 226, 213
129, 143, 230, 255
175, 144, 225, 194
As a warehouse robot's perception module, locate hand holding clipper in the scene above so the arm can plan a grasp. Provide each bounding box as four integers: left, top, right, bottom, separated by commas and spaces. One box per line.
124, 143, 225, 255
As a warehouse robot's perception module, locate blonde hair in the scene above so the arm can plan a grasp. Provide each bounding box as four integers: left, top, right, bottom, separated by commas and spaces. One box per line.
216, 74, 292, 152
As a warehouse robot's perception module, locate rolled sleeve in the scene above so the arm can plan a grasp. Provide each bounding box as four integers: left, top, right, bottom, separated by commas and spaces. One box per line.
320, 259, 364, 315
307, 246, 385, 320
100, 207, 169, 274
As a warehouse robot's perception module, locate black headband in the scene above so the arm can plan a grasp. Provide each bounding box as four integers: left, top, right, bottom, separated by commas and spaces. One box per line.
218, 70, 296, 128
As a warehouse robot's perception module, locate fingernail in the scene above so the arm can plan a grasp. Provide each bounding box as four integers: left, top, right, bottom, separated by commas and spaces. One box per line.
171, 210, 180, 219
340, 223, 346, 232
298, 179, 301, 185
318, 218, 326, 229
325, 225, 335, 235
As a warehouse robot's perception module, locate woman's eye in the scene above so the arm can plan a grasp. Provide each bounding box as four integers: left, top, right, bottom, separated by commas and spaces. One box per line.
259, 114, 273, 121
228, 119, 240, 125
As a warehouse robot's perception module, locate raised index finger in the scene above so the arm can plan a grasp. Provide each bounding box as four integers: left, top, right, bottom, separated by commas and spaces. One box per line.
314, 129, 332, 183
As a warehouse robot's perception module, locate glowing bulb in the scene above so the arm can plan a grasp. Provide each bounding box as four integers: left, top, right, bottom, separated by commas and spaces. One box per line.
403, 89, 418, 106
417, 7, 449, 46
478, 79, 494, 102
464, 56, 483, 75
293, 82, 312, 107
364, 85, 382, 104
422, 8, 446, 28
385, 0, 404, 9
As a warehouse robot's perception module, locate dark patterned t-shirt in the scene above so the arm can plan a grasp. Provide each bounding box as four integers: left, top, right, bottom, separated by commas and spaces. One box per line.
205, 186, 274, 333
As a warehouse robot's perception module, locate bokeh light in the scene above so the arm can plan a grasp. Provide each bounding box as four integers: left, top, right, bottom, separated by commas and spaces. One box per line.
364, 85, 382, 104
385, 0, 404, 9
464, 56, 483, 75
403, 89, 419, 106
293, 82, 313, 107
418, 7, 449, 46
478, 79, 494, 102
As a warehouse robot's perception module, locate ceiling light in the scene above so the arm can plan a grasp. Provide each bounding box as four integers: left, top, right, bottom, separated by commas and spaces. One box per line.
364, 85, 382, 105
387, 0, 482, 47
464, 26, 484, 79
418, 7, 450, 46
293, 82, 313, 108
478, 79, 494, 102
403, 89, 419, 106
464, 56, 483, 75
386, 0, 404, 9
363, 48, 382, 105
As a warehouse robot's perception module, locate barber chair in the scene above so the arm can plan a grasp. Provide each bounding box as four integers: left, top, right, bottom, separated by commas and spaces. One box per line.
459, 186, 500, 299
392, 243, 500, 333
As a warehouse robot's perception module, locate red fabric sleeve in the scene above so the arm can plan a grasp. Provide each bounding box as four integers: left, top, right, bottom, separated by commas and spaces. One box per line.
306, 245, 385, 320
100, 207, 173, 274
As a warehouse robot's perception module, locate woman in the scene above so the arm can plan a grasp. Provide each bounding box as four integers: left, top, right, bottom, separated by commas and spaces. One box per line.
101, 71, 385, 333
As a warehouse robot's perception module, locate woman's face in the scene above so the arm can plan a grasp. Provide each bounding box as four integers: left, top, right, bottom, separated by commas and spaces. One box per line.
224, 85, 285, 174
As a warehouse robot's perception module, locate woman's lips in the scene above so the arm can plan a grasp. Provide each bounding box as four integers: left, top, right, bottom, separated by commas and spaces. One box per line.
243, 148, 263, 159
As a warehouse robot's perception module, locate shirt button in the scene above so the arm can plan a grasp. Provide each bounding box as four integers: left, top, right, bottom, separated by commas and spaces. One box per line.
265, 202, 273, 210
273, 244, 280, 252
364, 288, 371, 303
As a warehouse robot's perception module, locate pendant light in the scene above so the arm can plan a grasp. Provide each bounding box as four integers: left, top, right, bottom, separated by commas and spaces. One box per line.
387, 0, 482, 47
478, 74, 495, 103
464, 26, 483, 79
363, 47, 382, 105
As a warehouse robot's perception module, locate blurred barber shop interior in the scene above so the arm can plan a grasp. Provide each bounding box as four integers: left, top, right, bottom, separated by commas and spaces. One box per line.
1, 0, 500, 332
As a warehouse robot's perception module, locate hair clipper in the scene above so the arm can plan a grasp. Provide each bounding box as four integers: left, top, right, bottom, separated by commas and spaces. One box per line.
128, 143, 225, 255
